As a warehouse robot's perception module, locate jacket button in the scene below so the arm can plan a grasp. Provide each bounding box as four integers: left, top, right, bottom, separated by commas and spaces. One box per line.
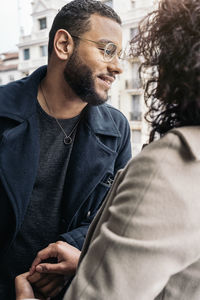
87, 211, 91, 217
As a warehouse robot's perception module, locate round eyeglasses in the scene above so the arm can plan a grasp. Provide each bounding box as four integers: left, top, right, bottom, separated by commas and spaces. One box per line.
71, 35, 123, 62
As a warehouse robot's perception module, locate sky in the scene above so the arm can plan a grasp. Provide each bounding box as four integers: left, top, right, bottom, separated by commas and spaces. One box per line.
0, 0, 32, 53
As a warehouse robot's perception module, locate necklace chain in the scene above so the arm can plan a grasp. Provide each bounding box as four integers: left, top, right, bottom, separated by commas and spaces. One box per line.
40, 83, 80, 145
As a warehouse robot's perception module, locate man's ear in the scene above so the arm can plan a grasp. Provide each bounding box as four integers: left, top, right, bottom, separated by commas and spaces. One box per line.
53, 29, 74, 60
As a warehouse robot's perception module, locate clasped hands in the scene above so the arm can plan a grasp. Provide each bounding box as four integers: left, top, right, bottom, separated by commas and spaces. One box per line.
15, 241, 81, 300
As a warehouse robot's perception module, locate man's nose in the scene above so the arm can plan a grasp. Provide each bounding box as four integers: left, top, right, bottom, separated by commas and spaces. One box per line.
107, 56, 123, 75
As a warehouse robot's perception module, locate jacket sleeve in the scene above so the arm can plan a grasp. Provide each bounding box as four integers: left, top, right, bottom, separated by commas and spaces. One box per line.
64, 133, 200, 300
59, 118, 132, 250
114, 115, 132, 172
59, 211, 99, 250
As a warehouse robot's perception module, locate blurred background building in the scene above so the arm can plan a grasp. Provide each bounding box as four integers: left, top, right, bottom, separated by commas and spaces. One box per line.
0, 0, 157, 156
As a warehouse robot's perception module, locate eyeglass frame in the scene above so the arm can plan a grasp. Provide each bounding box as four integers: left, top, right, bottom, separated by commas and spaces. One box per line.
71, 35, 124, 62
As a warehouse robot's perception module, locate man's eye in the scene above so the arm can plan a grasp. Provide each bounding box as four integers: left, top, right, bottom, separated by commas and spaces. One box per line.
98, 47, 105, 52
105, 49, 112, 55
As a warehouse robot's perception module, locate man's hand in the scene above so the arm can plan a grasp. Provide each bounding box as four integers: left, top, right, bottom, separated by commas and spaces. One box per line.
28, 272, 66, 299
30, 241, 80, 276
15, 272, 35, 300
15, 242, 80, 299
27, 241, 81, 298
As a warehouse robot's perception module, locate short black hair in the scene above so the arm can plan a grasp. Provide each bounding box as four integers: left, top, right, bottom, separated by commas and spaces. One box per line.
48, 0, 121, 57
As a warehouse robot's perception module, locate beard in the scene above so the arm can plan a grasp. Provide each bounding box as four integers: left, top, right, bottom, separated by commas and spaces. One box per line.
63, 49, 108, 106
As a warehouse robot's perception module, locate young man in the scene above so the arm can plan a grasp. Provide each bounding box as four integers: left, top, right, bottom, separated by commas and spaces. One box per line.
16, 0, 200, 299
0, 0, 131, 298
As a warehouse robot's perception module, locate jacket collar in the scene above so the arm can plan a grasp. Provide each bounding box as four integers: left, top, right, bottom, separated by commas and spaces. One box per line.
171, 126, 200, 160
83, 104, 121, 137
0, 65, 47, 122
0, 65, 120, 137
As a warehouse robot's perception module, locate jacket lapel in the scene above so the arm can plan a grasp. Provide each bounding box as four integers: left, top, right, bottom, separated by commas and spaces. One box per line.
0, 114, 40, 230
0, 66, 47, 230
62, 105, 120, 226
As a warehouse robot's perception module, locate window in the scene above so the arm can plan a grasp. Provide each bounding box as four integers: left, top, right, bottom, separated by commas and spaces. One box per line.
130, 27, 139, 39
132, 62, 142, 89
131, 0, 136, 8
23, 48, 30, 60
40, 45, 48, 57
125, 62, 141, 90
38, 17, 47, 30
103, 0, 113, 7
130, 95, 142, 121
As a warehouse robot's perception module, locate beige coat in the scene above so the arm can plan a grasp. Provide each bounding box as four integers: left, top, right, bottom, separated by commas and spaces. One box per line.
65, 127, 200, 300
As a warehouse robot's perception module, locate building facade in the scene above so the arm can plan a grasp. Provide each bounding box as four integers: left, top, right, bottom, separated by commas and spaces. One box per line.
0, 52, 21, 85
2, 0, 157, 155
18, 0, 67, 77
107, 0, 156, 155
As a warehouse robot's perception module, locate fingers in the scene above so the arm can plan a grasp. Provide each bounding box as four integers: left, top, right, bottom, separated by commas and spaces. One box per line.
36, 283, 64, 299
28, 272, 48, 284
15, 272, 35, 300
39, 275, 65, 298
30, 241, 81, 277
16, 272, 30, 281
30, 243, 58, 275
46, 284, 64, 298
30, 273, 67, 299
35, 261, 68, 275
31, 274, 56, 288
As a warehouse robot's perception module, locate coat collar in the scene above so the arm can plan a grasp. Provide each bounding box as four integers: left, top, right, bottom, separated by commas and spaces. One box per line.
171, 126, 200, 160
83, 104, 121, 137
0, 65, 47, 122
0, 65, 120, 137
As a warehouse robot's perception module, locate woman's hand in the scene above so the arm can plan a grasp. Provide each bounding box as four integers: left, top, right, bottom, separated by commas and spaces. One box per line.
15, 272, 35, 300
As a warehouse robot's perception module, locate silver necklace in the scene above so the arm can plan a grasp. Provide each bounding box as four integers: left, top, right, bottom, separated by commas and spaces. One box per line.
40, 83, 80, 145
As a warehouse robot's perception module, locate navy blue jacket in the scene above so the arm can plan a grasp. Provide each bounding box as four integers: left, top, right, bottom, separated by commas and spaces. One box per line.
0, 66, 131, 256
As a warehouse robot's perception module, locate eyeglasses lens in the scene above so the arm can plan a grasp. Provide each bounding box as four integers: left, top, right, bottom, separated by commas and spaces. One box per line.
104, 43, 117, 62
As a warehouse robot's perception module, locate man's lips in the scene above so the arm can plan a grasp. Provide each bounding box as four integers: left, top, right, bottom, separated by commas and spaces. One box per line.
97, 74, 115, 89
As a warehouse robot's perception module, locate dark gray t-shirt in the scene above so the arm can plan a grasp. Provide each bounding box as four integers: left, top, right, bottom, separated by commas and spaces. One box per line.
0, 102, 80, 299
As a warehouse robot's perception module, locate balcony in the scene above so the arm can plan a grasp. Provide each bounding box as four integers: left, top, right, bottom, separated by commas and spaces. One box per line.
18, 57, 47, 73
125, 79, 142, 91
129, 111, 142, 122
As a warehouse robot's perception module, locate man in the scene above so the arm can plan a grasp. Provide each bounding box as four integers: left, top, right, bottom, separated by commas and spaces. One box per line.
16, 0, 200, 299
0, 0, 131, 298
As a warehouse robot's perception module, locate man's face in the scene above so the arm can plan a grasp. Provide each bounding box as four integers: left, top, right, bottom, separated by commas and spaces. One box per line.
64, 14, 123, 106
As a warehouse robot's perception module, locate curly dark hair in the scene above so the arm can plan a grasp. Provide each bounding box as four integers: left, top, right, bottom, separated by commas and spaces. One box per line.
131, 0, 200, 142
48, 0, 121, 57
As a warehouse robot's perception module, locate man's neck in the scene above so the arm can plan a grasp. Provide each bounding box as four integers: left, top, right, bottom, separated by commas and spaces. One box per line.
38, 77, 87, 119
